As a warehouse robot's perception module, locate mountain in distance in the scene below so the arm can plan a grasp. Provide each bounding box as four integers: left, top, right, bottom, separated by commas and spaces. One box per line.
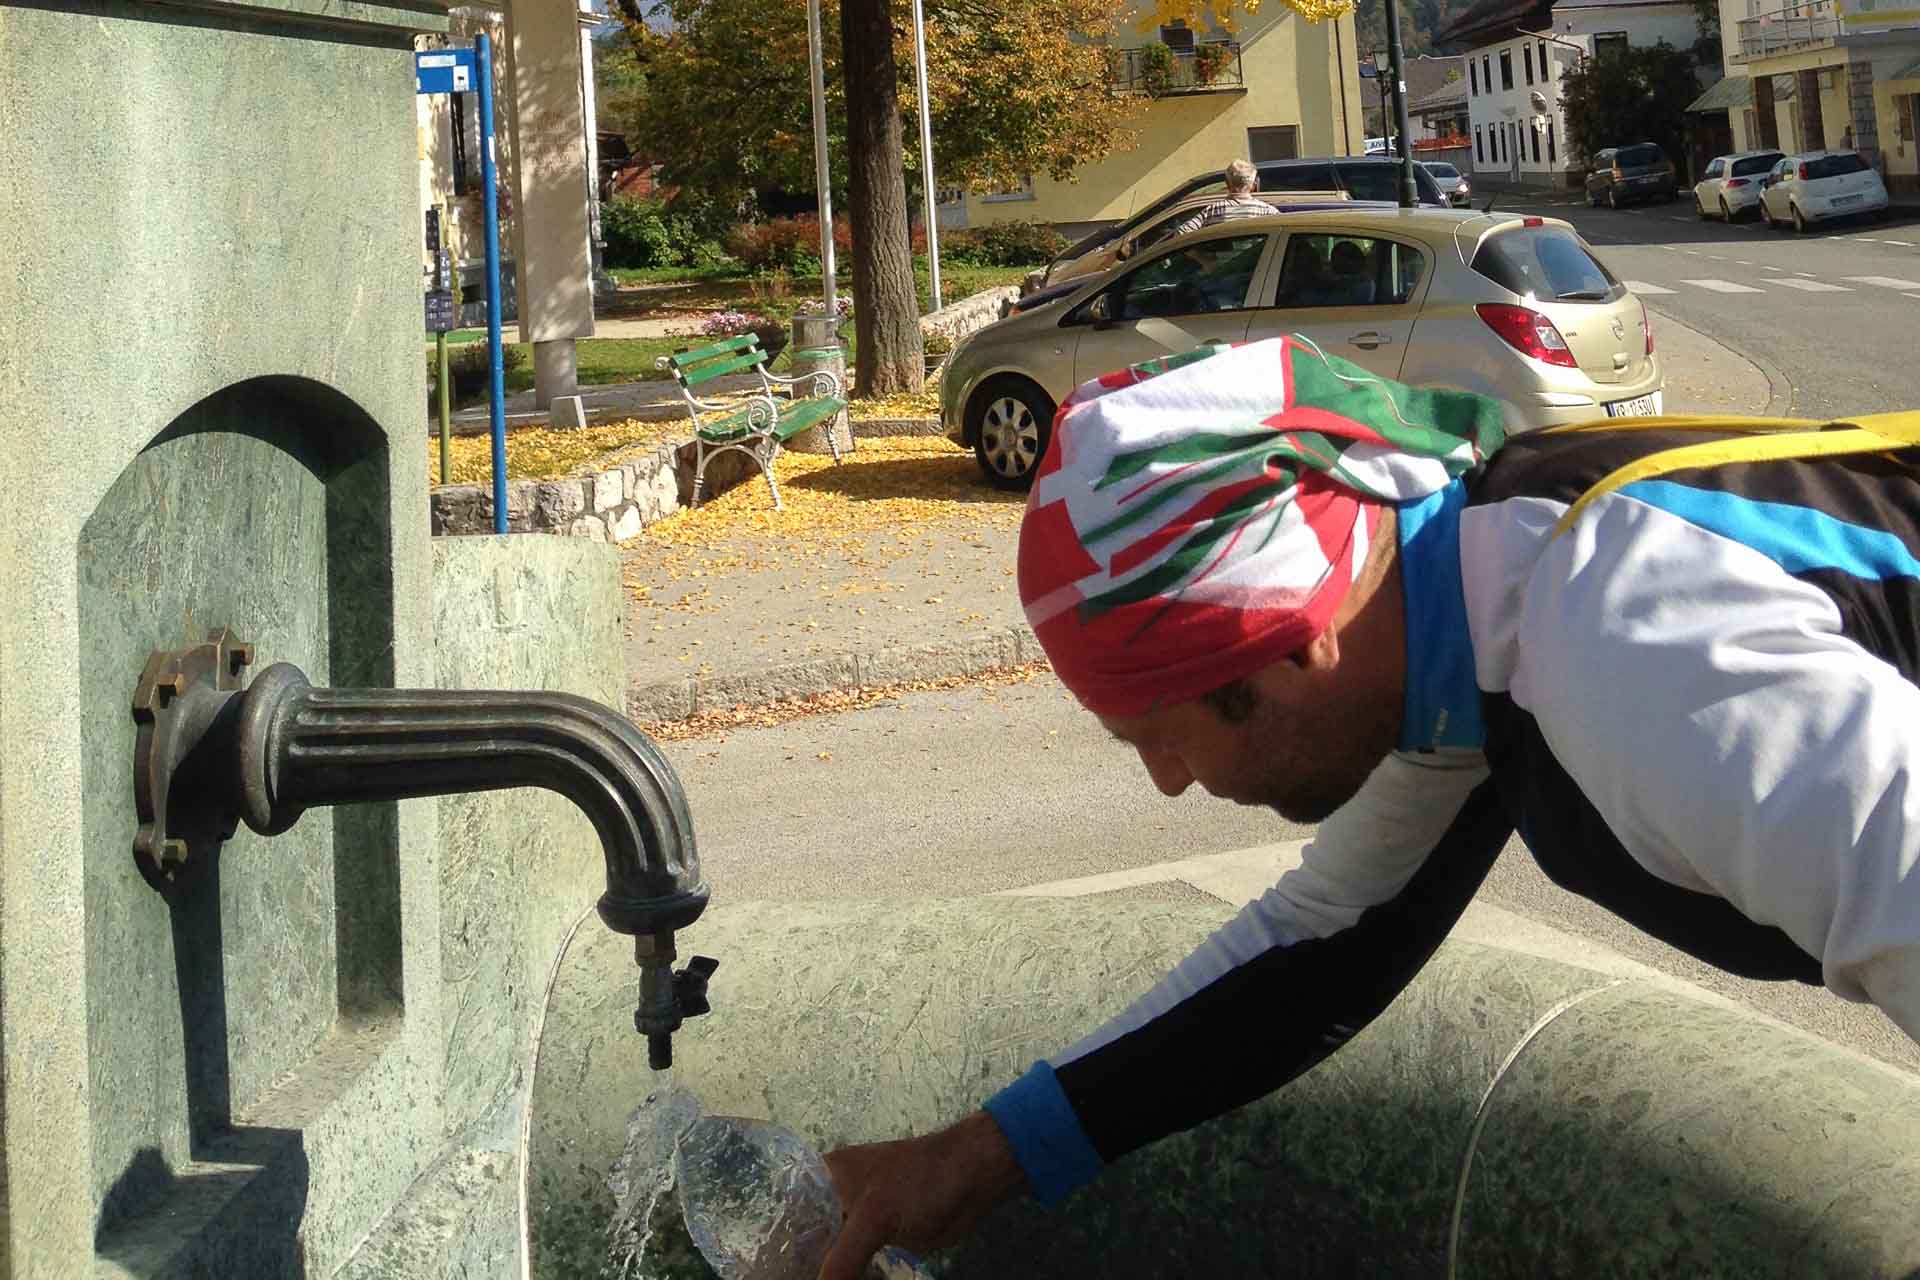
1352, 0, 1478, 60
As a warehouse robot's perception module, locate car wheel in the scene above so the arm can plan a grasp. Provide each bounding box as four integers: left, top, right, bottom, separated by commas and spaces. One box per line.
1695, 194, 1710, 218
1607, 187, 1619, 210
969, 376, 1055, 491
1719, 198, 1733, 222
1587, 186, 1599, 208
1792, 203, 1809, 234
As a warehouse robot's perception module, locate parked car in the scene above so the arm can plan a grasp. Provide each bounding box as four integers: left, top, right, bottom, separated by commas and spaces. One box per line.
1025, 156, 1449, 293
1421, 160, 1473, 207
1584, 142, 1678, 208
1693, 149, 1785, 220
1759, 150, 1890, 232
945, 208, 1662, 488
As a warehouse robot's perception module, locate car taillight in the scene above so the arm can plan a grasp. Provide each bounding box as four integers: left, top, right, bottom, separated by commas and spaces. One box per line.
1477, 304, 1578, 368
1726, 178, 1748, 188
1798, 162, 1810, 179
1641, 298, 1653, 356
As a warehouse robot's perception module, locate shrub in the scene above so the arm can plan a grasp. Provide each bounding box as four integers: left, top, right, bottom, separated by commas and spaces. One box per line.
602, 197, 689, 269
427, 341, 525, 407
725, 215, 854, 272
943, 219, 1065, 267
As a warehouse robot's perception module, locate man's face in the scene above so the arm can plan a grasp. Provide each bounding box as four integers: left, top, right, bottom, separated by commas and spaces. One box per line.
1097, 662, 1400, 823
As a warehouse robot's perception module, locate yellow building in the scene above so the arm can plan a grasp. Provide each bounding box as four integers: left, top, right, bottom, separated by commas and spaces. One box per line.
957, 3, 1368, 234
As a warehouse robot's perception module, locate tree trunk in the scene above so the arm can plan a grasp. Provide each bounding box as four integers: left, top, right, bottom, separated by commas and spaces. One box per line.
839, 0, 923, 398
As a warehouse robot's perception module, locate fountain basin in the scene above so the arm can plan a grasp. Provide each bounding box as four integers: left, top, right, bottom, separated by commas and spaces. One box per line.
527, 897, 1920, 1279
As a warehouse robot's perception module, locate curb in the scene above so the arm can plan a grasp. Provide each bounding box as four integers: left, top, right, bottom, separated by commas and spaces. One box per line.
626, 624, 1039, 723
1646, 303, 1792, 419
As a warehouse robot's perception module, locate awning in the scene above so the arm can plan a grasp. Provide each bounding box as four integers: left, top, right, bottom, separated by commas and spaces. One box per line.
1684, 73, 1796, 113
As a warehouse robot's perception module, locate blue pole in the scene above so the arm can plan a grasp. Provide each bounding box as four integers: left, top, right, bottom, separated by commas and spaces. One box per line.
476, 33, 508, 534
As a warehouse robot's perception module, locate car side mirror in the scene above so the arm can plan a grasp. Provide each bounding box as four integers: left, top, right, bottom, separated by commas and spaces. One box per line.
1088, 292, 1116, 329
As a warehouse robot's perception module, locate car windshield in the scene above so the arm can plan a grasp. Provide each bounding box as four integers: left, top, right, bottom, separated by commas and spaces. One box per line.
1052, 176, 1221, 263
1334, 160, 1444, 204
1260, 162, 1338, 191
1731, 154, 1781, 177
1616, 144, 1664, 168
1472, 225, 1621, 303
1425, 163, 1460, 178
1804, 153, 1871, 179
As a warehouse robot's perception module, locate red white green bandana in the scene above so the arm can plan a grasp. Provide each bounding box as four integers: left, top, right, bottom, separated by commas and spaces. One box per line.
1019, 337, 1504, 717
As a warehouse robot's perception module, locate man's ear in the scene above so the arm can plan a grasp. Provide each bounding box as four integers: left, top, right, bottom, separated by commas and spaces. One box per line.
1295, 623, 1340, 672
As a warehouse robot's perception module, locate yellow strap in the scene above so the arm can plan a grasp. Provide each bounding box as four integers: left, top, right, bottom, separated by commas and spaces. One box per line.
1544, 410, 1920, 541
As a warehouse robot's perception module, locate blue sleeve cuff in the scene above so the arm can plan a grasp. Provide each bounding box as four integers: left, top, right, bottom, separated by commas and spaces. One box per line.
982, 1061, 1104, 1206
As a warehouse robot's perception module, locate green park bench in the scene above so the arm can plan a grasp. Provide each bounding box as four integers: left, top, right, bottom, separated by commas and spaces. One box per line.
656, 334, 846, 509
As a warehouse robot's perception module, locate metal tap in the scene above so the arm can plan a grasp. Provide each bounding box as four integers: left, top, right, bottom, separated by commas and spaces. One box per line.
131, 628, 715, 1068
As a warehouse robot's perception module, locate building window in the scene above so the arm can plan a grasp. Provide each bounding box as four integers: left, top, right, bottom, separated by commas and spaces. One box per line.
1532, 123, 1542, 162
1499, 49, 1514, 90
1548, 120, 1557, 162
980, 172, 1036, 203
1159, 21, 1194, 50
1476, 126, 1484, 161
1246, 124, 1300, 162
1538, 41, 1550, 80
1593, 32, 1629, 59
1470, 62, 1478, 95
1483, 55, 1492, 90
1899, 93, 1917, 143
1525, 47, 1534, 85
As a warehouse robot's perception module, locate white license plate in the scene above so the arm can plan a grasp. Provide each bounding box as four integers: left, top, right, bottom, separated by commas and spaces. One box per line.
1833, 194, 1864, 206
1606, 392, 1661, 418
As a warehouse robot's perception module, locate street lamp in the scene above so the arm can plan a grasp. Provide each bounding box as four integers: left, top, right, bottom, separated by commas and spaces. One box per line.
1378, 0, 1418, 208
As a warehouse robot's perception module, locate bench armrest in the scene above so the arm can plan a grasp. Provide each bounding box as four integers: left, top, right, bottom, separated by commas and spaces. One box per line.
761, 367, 844, 401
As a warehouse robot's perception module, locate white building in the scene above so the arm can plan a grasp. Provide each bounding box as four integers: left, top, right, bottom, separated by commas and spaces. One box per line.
1441, 0, 1706, 186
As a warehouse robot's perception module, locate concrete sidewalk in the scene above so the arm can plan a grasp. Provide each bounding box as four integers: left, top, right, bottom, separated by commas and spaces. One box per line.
622, 313, 1778, 724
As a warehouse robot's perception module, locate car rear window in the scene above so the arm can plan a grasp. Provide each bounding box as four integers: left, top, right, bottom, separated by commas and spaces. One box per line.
1804, 153, 1871, 179
1472, 226, 1622, 303
1616, 144, 1665, 168
1731, 154, 1782, 177
1334, 161, 1444, 204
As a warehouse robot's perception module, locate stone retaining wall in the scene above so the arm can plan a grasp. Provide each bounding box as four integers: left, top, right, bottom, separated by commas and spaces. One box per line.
920, 286, 1019, 344
430, 438, 757, 542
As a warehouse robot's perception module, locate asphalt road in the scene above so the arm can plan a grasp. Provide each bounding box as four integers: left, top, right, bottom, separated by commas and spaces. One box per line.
1490, 190, 1920, 421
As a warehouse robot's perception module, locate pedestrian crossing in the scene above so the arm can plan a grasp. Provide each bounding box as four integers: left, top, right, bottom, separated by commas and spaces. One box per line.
1624, 275, 1920, 298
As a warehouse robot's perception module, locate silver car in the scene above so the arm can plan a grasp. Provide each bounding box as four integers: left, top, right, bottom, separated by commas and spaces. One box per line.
942, 208, 1664, 488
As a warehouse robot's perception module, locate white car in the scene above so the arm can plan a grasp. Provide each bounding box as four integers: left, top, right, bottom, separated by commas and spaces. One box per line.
1693, 149, 1784, 221
1759, 150, 1890, 232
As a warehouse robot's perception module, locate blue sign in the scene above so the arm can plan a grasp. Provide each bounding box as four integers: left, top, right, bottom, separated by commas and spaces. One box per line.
415, 49, 476, 96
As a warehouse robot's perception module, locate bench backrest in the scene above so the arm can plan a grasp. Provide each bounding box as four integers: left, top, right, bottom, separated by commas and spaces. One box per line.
657, 333, 768, 389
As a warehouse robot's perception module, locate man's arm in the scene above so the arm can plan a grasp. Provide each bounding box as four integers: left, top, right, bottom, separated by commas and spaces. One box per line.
985, 748, 1509, 1201
1496, 487, 1920, 1039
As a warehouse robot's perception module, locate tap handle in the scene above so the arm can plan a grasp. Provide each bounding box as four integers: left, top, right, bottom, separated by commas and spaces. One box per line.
674, 955, 719, 1019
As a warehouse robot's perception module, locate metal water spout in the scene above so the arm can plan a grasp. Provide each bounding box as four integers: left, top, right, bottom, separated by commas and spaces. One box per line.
130, 628, 714, 1069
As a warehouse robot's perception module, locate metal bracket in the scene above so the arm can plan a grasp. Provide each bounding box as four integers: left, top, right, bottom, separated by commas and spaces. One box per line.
131, 628, 254, 889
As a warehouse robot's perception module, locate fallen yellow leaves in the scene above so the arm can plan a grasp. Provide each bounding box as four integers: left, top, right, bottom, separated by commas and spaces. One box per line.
434, 417, 685, 485
639, 660, 1054, 741
628, 436, 1022, 555
848, 388, 939, 421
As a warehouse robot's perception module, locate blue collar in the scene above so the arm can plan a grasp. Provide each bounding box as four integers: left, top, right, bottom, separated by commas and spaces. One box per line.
1396, 479, 1484, 752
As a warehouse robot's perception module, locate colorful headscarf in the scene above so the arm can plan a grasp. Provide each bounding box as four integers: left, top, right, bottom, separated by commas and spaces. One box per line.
1018, 336, 1504, 717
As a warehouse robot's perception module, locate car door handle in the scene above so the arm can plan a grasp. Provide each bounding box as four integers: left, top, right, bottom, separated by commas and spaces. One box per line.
1348, 331, 1393, 349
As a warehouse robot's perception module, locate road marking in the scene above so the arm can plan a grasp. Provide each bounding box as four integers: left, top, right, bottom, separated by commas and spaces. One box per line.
1852, 237, 1885, 244
1844, 275, 1920, 290
1680, 278, 1765, 293
1623, 280, 1676, 294
1732, 260, 1752, 265
1884, 240, 1915, 247
1766, 278, 1852, 292
1666, 216, 1693, 223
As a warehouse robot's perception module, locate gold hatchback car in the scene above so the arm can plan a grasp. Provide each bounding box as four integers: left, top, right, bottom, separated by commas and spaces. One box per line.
944, 207, 1664, 488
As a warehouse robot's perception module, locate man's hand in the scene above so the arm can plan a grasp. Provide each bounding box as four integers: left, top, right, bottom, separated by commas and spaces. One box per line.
817, 1111, 1025, 1280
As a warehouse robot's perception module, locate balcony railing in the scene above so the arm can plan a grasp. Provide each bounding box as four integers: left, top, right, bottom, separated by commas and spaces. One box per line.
1109, 40, 1246, 96
1734, 2, 1843, 62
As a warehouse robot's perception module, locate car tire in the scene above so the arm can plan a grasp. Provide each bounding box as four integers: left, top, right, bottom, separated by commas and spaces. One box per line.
1587, 187, 1599, 208
1607, 187, 1619, 210
968, 376, 1055, 491
1792, 203, 1809, 234
1720, 198, 1733, 222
